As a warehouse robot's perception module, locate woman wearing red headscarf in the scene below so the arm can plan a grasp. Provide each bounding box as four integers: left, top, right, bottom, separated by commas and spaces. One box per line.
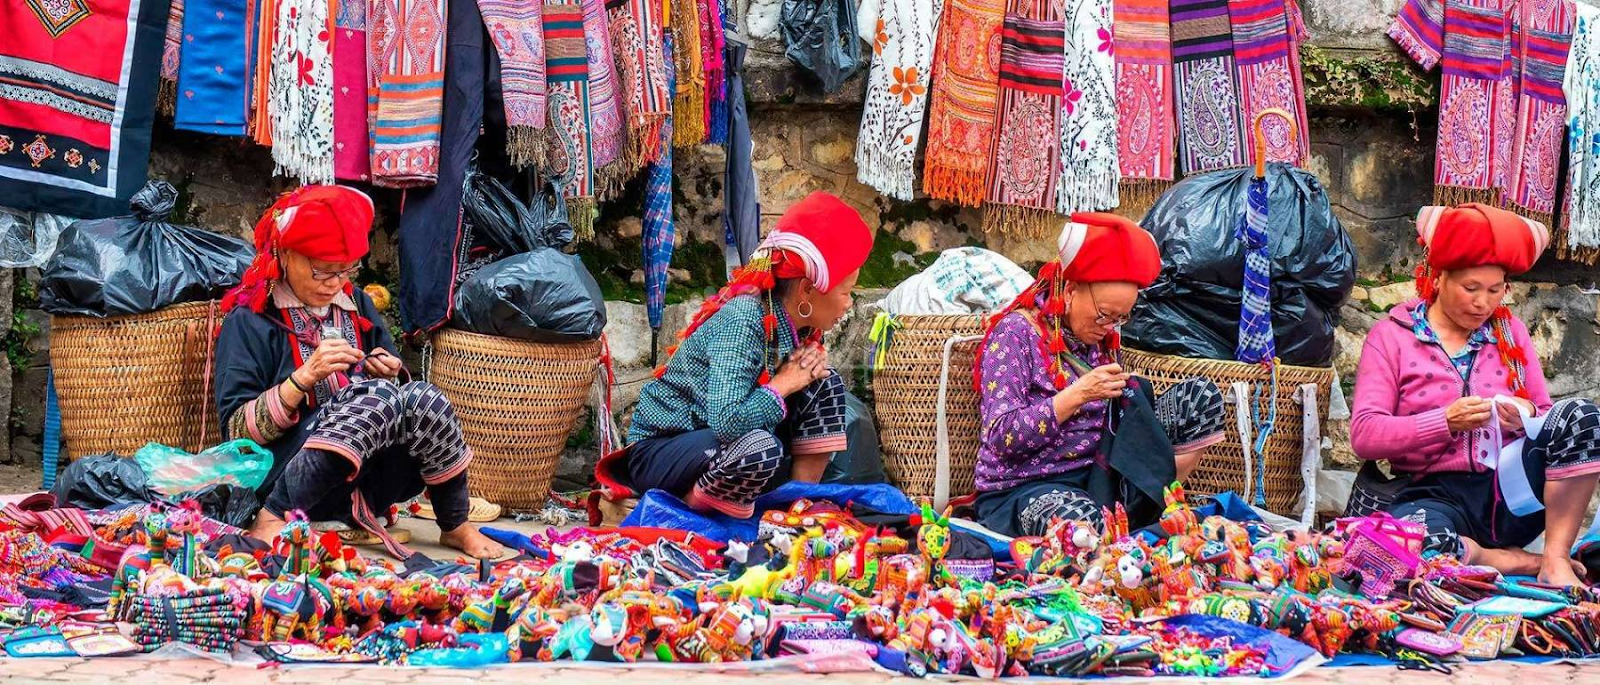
595, 192, 874, 518
215, 186, 501, 560
971, 213, 1226, 538
1352, 203, 1600, 587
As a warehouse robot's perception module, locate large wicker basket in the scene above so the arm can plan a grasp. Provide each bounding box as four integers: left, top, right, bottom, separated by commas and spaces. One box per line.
50, 301, 224, 460
1121, 348, 1334, 520
871, 314, 988, 508
428, 329, 601, 511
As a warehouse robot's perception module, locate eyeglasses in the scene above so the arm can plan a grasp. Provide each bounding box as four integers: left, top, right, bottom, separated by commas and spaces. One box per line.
311, 265, 362, 282
1087, 288, 1131, 327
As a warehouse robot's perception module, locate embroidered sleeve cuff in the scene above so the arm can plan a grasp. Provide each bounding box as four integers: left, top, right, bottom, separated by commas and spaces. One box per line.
761, 385, 788, 419
263, 385, 299, 430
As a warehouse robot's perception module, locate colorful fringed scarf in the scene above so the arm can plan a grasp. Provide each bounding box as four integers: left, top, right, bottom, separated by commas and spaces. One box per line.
855, 0, 945, 201
984, 0, 1066, 236
250, 0, 277, 145
702, 0, 728, 144
1171, 0, 1246, 174
543, 1, 597, 236
160, 0, 185, 113
1390, 0, 1574, 225
923, 0, 1006, 207
607, 0, 672, 168
1560, 2, 1600, 263
1229, 0, 1309, 167
1057, 0, 1119, 214
1113, 0, 1175, 212
671, 0, 707, 147
174, 0, 252, 136
478, 0, 547, 167
583, 0, 627, 198
333, 0, 370, 180
368, 0, 447, 187
268, 0, 335, 183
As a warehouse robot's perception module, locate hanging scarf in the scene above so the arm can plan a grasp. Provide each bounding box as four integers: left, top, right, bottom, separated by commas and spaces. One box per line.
160, 0, 185, 113
1506, 1, 1574, 226
250, 0, 278, 145
1171, 0, 1246, 174
983, 0, 1066, 237
1057, 0, 1119, 214
1560, 2, 1600, 263
1229, 0, 1309, 167
582, 0, 626, 198
923, 0, 1006, 207
369, 0, 447, 187
855, 0, 945, 201
174, 0, 251, 136
1114, 0, 1175, 212
607, 0, 672, 169
702, 0, 729, 144
671, 0, 706, 147
268, 0, 335, 183
478, 0, 547, 166
333, 0, 371, 180
544, 0, 597, 237
645, 35, 678, 330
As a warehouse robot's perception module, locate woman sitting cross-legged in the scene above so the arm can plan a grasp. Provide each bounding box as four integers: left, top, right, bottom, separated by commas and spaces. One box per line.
214, 185, 502, 559
1352, 203, 1600, 587
972, 213, 1226, 538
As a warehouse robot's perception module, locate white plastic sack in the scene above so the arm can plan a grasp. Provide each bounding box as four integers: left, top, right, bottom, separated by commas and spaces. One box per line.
883, 247, 1034, 315
0, 207, 68, 268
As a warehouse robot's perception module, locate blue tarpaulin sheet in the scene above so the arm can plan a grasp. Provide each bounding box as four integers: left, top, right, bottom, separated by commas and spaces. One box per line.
619, 482, 915, 541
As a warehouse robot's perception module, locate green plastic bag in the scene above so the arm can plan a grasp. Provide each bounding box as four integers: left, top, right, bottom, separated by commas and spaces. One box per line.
134, 439, 274, 496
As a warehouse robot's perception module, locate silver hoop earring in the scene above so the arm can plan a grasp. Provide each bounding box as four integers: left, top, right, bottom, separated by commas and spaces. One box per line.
798, 300, 814, 319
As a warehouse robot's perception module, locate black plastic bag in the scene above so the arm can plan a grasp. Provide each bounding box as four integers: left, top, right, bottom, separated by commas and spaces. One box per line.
822, 392, 887, 485
39, 180, 254, 317
781, 0, 862, 94
460, 169, 570, 258
50, 452, 262, 527
1122, 164, 1356, 367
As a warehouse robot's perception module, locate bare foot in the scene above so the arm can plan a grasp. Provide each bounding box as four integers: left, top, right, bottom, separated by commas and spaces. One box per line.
1539, 557, 1588, 588
440, 524, 504, 559
247, 509, 286, 544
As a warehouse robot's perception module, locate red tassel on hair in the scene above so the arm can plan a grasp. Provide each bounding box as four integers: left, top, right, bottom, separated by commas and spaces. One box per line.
1052, 373, 1068, 390
1048, 333, 1067, 354
763, 313, 777, 337
759, 369, 771, 385
653, 365, 668, 379
1043, 296, 1066, 316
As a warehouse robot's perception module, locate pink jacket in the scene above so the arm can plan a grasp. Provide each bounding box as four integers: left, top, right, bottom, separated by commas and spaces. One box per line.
1350, 299, 1553, 476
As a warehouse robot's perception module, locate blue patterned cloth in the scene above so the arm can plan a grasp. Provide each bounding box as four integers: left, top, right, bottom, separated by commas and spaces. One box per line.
1408, 301, 1497, 379
643, 37, 678, 329
174, 0, 251, 135
1235, 175, 1275, 364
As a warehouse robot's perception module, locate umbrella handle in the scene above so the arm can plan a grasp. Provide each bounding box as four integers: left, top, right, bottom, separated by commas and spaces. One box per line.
1252, 108, 1297, 178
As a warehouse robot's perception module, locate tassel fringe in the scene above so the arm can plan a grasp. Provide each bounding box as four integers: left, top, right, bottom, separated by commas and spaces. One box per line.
856, 145, 915, 202
923, 164, 989, 208
674, 92, 707, 148
1117, 179, 1174, 219
507, 127, 549, 170
569, 197, 598, 242
1057, 169, 1121, 216
981, 204, 1061, 238
1433, 184, 1500, 209
593, 160, 635, 202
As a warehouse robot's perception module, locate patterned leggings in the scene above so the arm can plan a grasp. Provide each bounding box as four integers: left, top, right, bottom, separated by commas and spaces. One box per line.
1389, 398, 1600, 558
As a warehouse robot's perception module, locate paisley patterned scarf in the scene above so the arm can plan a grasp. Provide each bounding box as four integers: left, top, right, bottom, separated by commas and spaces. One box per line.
1229, 0, 1309, 167
607, 0, 672, 168
1114, 0, 1175, 211
268, 0, 335, 183
855, 0, 945, 201
583, 0, 627, 199
478, 0, 547, 166
160, 0, 184, 113
1171, 0, 1246, 174
543, 0, 596, 236
1506, 1, 1574, 226
923, 0, 1006, 207
1561, 2, 1600, 263
983, 0, 1066, 237
1057, 0, 1119, 214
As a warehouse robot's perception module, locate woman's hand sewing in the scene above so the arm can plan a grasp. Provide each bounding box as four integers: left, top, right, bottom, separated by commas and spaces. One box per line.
296, 338, 363, 386
1446, 396, 1493, 433
1495, 396, 1537, 432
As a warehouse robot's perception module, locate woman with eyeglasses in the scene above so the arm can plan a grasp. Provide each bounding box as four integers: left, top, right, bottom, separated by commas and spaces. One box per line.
970, 213, 1225, 538
214, 186, 502, 559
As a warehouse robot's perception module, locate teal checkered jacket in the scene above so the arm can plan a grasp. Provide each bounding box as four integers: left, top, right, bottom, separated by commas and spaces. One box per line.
628, 295, 798, 445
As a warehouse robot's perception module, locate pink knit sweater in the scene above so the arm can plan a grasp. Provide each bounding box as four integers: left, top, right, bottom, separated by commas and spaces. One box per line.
1349, 300, 1553, 476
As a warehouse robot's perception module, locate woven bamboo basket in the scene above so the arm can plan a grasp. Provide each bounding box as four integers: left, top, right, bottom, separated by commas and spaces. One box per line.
428, 330, 601, 511
50, 301, 224, 460
871, 314, 988, 508
1121, 348, 1333, 517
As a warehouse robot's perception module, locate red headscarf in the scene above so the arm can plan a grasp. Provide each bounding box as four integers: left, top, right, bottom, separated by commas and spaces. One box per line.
222, 185, 375, 316
656, 191, 873, 382
1412, 203, 1550, 399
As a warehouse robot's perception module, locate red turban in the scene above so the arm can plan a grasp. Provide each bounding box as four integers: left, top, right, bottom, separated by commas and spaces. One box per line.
763, 191, 874, 293
222, 185, 375, 315
1056, 212, 1161, 287
1417, 203, 1549, 275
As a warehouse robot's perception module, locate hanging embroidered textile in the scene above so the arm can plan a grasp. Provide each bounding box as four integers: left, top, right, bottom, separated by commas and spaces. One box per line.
607, 0, 671, 169
583, 0, 627, 198
1228, 0, 1309, 167
670, 0, 706, 147
333, 0, 370, 180
479, 0, 547, 167
855, 0, 945, 201
923, 0, 1005, 207
268, 0, 335, 183
0, 0, 170, 218
1560, 2, 1600, 263
250, 0, 277, 144
369, 0, 448, 187
983, 0, 1065, 236
160, 0, 184, 112
1057, 0, 1119, 214
1171, 0, 1246, 174
702, 0, 729, 144
1389, 0, 1574, 225
543, 0, 597, 236
1113, 0, 1175, 211
174, 0, 251, 136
